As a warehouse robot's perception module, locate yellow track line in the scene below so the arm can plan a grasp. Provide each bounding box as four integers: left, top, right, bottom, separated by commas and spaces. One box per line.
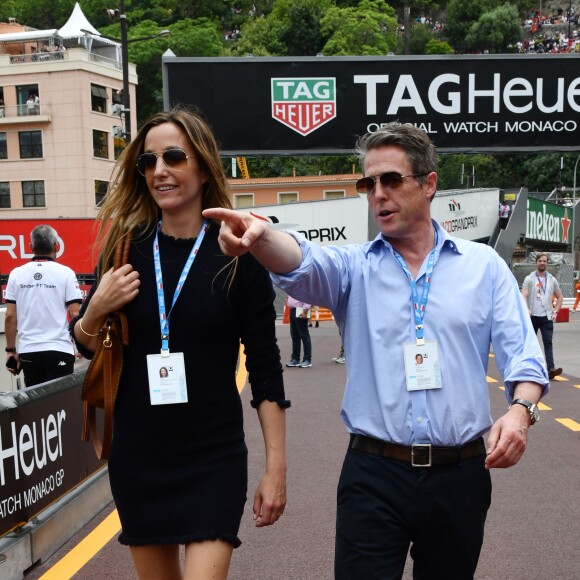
39, 345, 248, 578
39, 510, 121, 579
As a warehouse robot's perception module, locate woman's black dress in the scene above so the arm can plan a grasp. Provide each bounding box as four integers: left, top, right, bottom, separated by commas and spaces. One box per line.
77, 224, 285, 547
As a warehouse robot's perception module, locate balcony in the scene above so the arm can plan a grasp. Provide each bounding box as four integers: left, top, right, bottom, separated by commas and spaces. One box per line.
0, 103, 51, 124
0, 47, 132, 80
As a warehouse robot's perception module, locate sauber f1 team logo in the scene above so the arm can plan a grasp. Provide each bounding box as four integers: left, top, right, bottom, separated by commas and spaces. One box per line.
271, 78, 336, 136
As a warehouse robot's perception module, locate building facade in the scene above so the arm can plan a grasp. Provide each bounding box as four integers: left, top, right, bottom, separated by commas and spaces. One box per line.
0, 7, 136, 220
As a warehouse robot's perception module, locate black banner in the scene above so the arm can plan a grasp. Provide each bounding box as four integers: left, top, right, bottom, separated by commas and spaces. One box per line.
0, 373, 104, 537
162, 54, 580, 155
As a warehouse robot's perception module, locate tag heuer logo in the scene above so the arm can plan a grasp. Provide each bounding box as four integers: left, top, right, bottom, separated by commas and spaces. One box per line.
271, 78, 336, 136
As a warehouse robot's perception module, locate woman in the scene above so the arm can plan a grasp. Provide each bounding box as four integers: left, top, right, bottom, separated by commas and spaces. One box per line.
72, 107, 288, 579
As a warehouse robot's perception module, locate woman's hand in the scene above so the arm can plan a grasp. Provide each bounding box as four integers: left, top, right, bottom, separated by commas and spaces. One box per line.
90, 264, 140, 318
253, 467, 287, 527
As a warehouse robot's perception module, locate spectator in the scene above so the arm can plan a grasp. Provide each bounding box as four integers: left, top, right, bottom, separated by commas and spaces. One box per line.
521, 253, 564, 379
286, 294, 312, 368
4, 225, 82, 387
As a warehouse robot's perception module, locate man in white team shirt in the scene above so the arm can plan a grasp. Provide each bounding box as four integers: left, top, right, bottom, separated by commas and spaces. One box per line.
4, 225, 83, 387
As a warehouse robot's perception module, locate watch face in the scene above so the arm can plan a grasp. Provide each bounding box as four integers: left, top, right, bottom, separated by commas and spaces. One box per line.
531, 405, 540, 423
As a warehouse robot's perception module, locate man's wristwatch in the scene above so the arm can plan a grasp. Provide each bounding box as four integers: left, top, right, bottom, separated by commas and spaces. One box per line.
5, 347, 16, 353
510, 398, 539, 424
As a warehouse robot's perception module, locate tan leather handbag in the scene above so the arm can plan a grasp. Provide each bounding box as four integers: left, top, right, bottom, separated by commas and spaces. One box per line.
81, 232, 132, 460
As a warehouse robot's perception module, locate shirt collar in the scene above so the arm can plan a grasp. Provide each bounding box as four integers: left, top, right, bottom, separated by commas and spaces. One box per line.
365, 220, 463, 257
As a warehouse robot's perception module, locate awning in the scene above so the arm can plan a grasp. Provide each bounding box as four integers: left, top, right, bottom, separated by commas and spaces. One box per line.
91, 85, 108, 98
0, 29, 61, 43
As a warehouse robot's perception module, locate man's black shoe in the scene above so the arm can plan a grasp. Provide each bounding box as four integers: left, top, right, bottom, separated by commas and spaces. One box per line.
548, 367, 563, 379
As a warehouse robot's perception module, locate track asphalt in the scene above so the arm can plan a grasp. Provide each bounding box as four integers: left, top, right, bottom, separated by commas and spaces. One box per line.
24, 313, 580, 579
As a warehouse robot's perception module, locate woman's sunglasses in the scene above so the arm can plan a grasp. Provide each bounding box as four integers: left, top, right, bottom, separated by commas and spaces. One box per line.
356, 172, 428, 195
137, 148, 193, 176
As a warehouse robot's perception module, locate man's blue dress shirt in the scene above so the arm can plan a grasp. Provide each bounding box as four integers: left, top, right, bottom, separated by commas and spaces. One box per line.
271, 220, 549, 446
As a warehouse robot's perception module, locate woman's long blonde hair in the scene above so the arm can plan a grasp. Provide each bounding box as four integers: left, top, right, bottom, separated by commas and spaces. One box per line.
94, 106, 232, 279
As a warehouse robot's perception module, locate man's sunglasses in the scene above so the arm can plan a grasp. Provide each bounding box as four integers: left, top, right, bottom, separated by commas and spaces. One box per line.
137, 148, 193, 176
355, 172, 428, 195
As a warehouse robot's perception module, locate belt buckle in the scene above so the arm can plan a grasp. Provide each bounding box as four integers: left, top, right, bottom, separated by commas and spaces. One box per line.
411, 444, 432, 467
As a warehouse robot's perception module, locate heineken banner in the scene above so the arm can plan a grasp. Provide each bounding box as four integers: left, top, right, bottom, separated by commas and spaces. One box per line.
526, 197, 573, 245
162, 54, 580, 155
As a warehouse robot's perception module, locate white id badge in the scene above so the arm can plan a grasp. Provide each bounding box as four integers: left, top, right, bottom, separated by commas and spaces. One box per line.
403, 341, 442, 391
146, 352, 188, 405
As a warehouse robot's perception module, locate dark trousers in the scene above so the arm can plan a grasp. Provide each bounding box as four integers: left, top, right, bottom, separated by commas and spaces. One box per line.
530, 315, 555, 370
289, 308, 312, 362
19, 350, 75, 388
335, 447, 491, 580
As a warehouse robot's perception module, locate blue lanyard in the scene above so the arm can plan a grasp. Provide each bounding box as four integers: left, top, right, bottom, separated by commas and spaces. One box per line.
153, 220, 208, 354
392, 233, 438, 346
535, 273, 546, 294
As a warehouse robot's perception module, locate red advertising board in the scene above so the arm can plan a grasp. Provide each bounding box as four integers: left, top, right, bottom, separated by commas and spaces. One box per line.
0, 219, 98, 300
0, 219, 97, 275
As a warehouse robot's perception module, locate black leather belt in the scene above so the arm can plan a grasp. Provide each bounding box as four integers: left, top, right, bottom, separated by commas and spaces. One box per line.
349, 434, 486, 467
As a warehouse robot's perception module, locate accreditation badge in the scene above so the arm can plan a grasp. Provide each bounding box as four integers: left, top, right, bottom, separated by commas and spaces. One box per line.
146, 352, 188, 405
403, 341, 442, 391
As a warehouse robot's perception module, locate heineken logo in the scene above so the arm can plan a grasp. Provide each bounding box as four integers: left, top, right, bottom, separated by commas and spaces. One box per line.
271, 78, 336, 136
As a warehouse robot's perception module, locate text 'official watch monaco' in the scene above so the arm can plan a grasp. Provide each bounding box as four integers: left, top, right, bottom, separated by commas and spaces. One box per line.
510, 398, 539, 424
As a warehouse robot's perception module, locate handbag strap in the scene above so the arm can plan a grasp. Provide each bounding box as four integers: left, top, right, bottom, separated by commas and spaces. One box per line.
83, 232, 133, 460
114, 231, 133, 347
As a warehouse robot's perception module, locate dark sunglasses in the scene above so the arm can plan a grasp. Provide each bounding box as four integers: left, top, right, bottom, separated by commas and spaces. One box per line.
137, 148, 193, 176
356, 172, 428, 195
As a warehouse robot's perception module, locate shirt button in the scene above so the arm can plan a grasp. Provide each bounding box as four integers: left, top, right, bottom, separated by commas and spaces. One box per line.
417, 416, 423, 423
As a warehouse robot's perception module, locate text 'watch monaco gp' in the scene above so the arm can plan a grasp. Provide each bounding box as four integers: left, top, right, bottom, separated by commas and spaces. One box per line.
510, 399, 539, 424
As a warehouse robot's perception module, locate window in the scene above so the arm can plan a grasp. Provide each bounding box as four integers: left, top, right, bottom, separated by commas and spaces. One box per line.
16, 84, 39, 116
279, 192, 298, 204
234, 194, 254, 208
0, 87, 4, 119
93, 130, 109, 159
19, 131, 43, 158
0, 133, 6, 159
22, 181, 45, 207
91, 84, 108, 113
324, 190, 346, 200
0, 182, 10, 208
95, 180, 109, 206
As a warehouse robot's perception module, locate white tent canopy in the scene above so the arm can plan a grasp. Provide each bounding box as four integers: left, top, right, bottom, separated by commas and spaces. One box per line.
58, 2, 100, 38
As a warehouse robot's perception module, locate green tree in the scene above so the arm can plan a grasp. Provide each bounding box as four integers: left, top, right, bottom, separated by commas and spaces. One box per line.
320, 0, 400, 56
444, 0, 491, 52
279, 0, 331, 56
233, 14, 286, 55
408, 22, 435, 54
465, 3, 521, 53
424, 38, 454, 54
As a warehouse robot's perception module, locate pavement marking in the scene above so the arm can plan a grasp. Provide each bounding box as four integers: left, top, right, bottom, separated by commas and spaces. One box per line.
555, 418, 580, 431
553, 375, 568, 382
538, 402, 551, 411
38, 509, 121, 580
574, 384, 580, 389
486, 376, 498, 383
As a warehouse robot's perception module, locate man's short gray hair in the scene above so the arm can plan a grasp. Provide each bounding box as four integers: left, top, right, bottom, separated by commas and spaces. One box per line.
31, 225, 58, 255
355, 122, 438, 182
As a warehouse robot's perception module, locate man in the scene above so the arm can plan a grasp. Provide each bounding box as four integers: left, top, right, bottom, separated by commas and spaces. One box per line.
521, 253, 564, 379
4, 225, 83, 387
203, 122, 548, 579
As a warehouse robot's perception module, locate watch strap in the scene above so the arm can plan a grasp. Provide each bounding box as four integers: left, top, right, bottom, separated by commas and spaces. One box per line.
511, 398, 538, 424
